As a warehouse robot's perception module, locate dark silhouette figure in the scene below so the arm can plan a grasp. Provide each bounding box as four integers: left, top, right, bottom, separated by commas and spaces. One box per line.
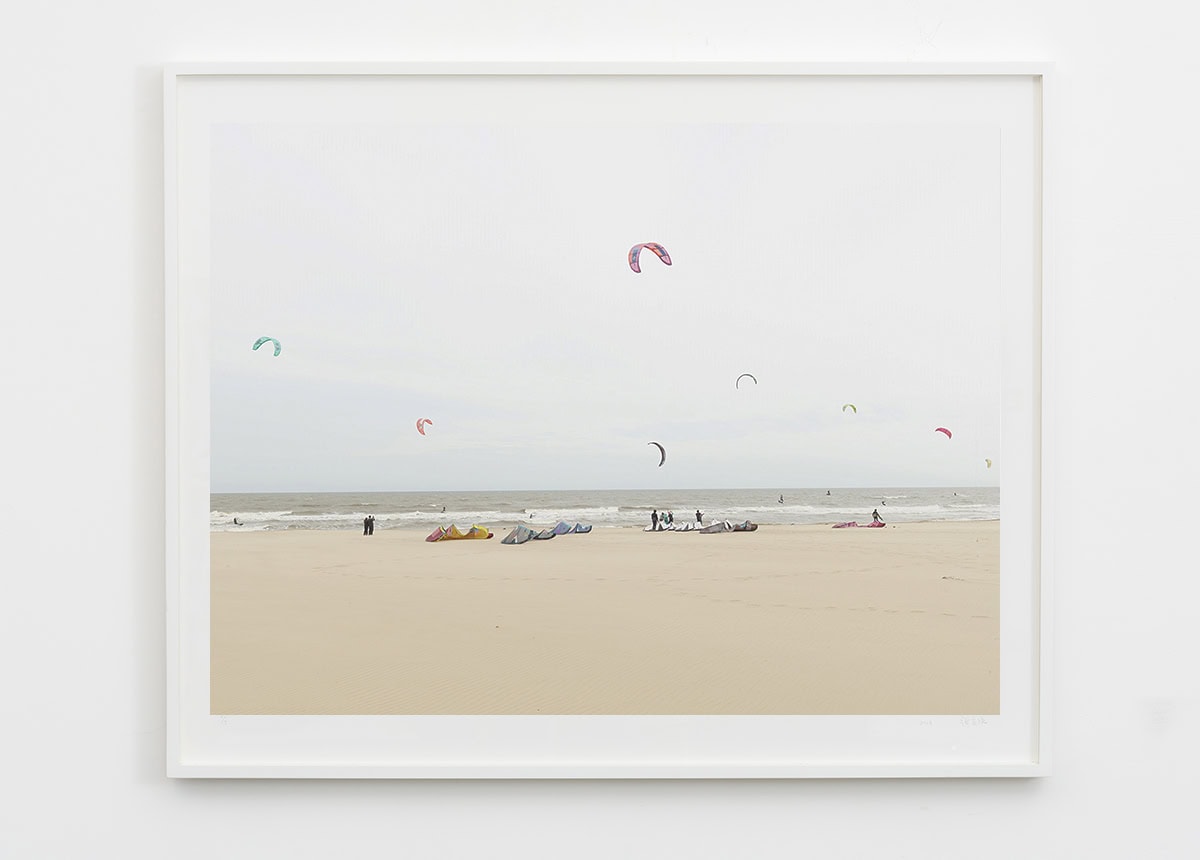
232, 517, 241, 526
363, 516, 370, 536
651, 509, 659, 531
872, 509, 882, 524
367, 515, 375, 535
696, 509, 703, 524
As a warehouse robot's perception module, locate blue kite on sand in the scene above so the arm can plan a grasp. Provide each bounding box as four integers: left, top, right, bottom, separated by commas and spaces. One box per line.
501, 521, 593, 544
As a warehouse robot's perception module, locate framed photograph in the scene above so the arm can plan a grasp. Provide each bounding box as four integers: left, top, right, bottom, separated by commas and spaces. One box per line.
166, 62, 1050, 777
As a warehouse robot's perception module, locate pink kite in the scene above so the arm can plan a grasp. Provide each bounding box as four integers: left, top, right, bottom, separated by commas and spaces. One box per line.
628, 242, 672, 273
935, 427, 952, 439
416, 418, 433, 436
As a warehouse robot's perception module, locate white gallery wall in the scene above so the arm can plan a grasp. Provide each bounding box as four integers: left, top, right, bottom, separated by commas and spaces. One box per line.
3, 1, 1198, 857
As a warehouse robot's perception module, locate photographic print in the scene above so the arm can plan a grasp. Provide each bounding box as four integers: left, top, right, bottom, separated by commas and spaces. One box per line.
168, 65, 1045, 775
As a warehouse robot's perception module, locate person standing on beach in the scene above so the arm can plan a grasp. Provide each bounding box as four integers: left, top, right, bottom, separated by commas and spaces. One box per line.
651, 509, 659, 531
367, 515, 375, 535
363, 516, 370, 536
872, 509, 882, 524
695, 509, 703, 524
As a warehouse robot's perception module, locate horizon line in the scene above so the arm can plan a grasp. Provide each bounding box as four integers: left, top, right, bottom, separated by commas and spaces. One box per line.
212, 484, 1001, 494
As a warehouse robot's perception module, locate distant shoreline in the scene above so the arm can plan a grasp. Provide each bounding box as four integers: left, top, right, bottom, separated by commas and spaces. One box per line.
210, 486, 1001, 532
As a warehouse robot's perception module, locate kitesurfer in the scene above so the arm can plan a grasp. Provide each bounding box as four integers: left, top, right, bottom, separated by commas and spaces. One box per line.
826, 491, 831, 496
696, 509, 703, 524
232, 517, 241, 526
872, 509, 882, 524
651, 509, 659, 531
779, 494, 784, 504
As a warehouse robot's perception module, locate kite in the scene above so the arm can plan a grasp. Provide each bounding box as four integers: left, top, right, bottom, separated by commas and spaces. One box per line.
416, 418, 433, 436
985, 458, 993, 469
628, 242, 672, 273
647, 441, 666, 467
935, 427, 952, 439
842, 403, 857, 413
735, 373, 757, 389
252, 336, 281, 357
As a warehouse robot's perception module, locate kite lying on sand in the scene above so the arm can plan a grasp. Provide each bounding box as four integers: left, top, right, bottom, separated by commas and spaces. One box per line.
426, 524, 493, 542
501, 521, 592, 544
698, 520, 757, 533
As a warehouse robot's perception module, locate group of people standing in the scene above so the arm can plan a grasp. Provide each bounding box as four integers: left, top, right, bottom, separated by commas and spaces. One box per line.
649, 509, 705, 530
362, 515, 375, 535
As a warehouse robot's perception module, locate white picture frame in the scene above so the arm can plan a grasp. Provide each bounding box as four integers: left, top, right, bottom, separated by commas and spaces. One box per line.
166, 62, 1050, 778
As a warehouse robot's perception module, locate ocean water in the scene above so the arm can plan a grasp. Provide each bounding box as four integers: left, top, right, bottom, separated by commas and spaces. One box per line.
210, 487, 999, 532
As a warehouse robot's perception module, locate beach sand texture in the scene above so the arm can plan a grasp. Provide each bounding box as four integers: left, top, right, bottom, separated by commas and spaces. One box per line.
211, 521, 999, 715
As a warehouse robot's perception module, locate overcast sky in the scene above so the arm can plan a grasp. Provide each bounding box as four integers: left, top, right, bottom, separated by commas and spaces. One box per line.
210, 119, 1000, 492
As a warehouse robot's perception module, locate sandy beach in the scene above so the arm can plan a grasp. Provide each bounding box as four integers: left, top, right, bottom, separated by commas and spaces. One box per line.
211, 521, 999, 715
